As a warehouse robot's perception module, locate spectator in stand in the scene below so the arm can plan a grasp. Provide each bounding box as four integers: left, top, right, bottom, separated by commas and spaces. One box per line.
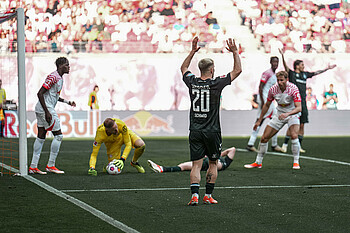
35, 34, 48, 52
306, 87, 318, 110
331, 34, 346, 53
323, 84, 338, 110
46, 0, 59, 16
160, 3, 175, 16
157, 34, 173, 53
205, 11, 218, 25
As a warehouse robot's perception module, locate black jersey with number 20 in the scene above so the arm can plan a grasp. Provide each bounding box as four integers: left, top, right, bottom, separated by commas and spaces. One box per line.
183, 71, 231, 132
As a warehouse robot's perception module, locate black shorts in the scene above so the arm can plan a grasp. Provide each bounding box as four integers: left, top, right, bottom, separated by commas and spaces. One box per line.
189, 131, 222, 161
300, 101, 309, 124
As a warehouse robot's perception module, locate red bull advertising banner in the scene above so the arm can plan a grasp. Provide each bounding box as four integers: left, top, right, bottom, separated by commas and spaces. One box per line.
4, 110, 350, 137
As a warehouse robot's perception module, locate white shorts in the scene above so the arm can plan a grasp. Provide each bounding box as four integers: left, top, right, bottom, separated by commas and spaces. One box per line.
36, 111, 61, 132
268, 114, 300, 131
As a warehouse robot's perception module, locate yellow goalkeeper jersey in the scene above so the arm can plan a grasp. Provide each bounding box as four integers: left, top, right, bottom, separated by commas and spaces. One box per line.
89, 118, 132, 169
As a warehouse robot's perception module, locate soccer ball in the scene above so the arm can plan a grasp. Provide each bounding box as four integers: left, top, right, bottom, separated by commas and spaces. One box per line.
106, 161, 121, 175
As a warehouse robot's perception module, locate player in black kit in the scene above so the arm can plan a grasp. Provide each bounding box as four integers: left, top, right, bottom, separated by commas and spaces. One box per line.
181, 37, 242, 205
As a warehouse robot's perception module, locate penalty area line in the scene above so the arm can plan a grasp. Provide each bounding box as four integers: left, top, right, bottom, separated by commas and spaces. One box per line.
61, 184, 350, 193
0, 163, 139, 233
236, 148, 350, 166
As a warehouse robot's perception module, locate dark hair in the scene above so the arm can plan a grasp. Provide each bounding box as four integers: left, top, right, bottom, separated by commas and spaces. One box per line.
270, 56, 279, 63
103, 118, 115, 129
94, 85, 99, 90
55, 57, 68, 69
293, 60, 303, 70
276, 71, 288, 79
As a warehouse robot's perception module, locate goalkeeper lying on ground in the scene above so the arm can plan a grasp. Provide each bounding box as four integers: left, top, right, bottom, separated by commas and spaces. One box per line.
147, 147, 235, 173
88, 118, 146, 176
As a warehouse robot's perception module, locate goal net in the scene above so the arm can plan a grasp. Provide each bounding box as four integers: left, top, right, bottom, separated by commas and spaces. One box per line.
0, 8, 27, 176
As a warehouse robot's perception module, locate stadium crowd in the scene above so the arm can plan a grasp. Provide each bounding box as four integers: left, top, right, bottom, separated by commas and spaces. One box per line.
235, 0, 350, 53
0, 0, 228, 53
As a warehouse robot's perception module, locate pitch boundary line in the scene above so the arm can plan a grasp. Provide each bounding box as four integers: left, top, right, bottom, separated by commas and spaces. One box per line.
236, 148, 350, 166
0, 162, 139, 233
61, 184, 350, 193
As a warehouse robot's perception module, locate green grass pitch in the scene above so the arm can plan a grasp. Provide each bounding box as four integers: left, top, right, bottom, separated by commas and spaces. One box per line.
1, 137, 350, 233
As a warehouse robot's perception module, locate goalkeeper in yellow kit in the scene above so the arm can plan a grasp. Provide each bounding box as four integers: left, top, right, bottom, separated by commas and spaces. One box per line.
88, 118, 146, 176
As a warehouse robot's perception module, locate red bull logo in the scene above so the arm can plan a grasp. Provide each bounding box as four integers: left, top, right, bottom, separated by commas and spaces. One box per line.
123, 111, 174, 136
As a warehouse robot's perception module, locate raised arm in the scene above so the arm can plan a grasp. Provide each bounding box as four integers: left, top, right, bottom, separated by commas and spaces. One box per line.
180, 36, 200, 75
279, 48, 290, 73
313, 64, 336, 76
225, 38, 242, 82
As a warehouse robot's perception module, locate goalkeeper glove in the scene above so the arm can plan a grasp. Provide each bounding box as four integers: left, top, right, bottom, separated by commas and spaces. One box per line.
114, 158, 125, 170
88, 167, 97, 176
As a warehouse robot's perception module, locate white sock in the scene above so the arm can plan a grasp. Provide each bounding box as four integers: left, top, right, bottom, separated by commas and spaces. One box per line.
291, 139, 300, 164
47, 135, 63, 167
248, 126, 260, 146
271, 134, 278, 147
30, 138, 45, 168
256, 142, 268, 164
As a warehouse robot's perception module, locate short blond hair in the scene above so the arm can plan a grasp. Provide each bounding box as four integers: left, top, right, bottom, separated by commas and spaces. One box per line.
198, 58, 214, 75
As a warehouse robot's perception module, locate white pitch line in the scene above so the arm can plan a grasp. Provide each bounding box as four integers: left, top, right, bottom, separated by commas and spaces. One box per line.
0, 163, 139, 233
236, 148, 350, 166
61, 184, 350, 193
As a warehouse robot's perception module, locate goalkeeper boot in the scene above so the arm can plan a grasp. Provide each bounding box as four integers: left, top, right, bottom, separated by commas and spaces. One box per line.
29, 167, 47, 175
147, 160, 163, 173
203, 195, 218, 204
131, 161, 145, 173
244, 162, 262, 168
188, 194, 199, 206
46, 165, 65, 174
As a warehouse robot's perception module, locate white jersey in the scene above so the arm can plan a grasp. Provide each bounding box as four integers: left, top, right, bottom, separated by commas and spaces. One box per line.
35, 71, 63, 113
267, 82, 301, 114
258, 68, 277, 103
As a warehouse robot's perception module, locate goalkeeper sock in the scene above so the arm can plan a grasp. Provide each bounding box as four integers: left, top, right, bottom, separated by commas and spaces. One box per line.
190, 183, 200, 194
284, 136, 290, 144
30, 137, 45, 168
205, 182, 215, 195
298, 135, 304, 147
163, 166, 181, 172
47, 134, 63, 167
132, 145, 145, 163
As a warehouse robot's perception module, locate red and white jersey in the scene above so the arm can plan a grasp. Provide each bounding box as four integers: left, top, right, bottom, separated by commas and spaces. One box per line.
267, 81, 301, 114
35, 70, 63, 113
260, 68, 277, 102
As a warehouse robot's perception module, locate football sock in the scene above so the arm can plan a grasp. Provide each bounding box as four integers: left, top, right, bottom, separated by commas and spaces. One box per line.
271, 133, 278, 147
132, 145, 145, 163
256, 142, 268, 164
30, 138, 45, 168
298, 135, 303, 147
291, 139, 300, 163
247, 126, 260, 146
284, 136, 291, 144
163, 166, 181, 172
205, 182, 215, 195
47, 134, 63, 167
190, 183, 200, 194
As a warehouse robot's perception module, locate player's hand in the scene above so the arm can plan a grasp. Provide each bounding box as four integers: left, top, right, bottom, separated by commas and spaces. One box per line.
44, 111, 52, 124
191, 36, 201, 53
328, 64, 336, 70
279, 113, 288, 120
253, 120, 260, 131
225, 38, 238, 53
114, 158, 125, 170
88, 167, 97, 176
